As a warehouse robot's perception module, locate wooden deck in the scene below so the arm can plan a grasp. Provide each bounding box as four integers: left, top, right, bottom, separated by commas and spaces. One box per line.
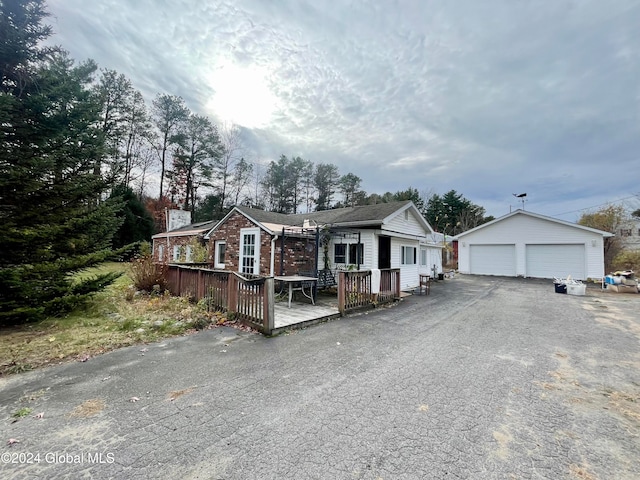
272, 294, 341, 334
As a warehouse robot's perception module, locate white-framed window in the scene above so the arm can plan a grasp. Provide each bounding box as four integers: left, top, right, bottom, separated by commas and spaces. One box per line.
334, 243, 364, 265
157, 244, 165, 262
214, 240, 226, 269
185, 245, 193, 262
401, 246, 416, 265
239, 228, 260, 275
172, 245, 181, 261
420, 247, 427, 266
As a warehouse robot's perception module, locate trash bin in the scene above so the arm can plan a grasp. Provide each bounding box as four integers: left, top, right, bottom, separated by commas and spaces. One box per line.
554, 283, 567, 294
438, 273, 444, 281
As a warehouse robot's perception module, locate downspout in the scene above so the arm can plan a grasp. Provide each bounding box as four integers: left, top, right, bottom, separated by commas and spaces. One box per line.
165, 207, 170, 263
270, 234, 279, 277
280, 227, 285, 275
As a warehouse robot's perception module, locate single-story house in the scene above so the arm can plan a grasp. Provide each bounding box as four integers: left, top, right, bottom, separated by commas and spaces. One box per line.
453, 209, 614, 280
152, 220, 217, 263
617, 217, 640, 251
204, 201, 442, 290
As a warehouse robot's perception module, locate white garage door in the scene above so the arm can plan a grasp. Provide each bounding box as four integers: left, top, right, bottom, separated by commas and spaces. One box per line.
469, 245, 516, 276
526, 244, 585, 280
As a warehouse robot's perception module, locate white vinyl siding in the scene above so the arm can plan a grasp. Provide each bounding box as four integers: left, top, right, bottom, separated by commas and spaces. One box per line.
526, 244, 585, 280
470, 245, 516, 276
330, 232, 373, 269
419, 245, 443, 277
386, 208, 428, 236
390, 238, 419, 289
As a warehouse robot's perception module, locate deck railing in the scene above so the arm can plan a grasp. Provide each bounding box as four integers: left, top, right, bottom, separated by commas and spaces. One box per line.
165, 265, 401, 332
378, 268, 401, 304
338, 268, 401, 314
165, 265, 274, 334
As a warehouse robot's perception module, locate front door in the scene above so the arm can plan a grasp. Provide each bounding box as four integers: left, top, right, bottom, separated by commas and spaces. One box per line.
378, 235, 391, 269
240, 228, 260, 275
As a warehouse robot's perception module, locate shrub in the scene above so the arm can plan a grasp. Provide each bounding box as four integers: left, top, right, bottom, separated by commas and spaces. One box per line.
129, 255, 167, 292
612, 250, 640, 273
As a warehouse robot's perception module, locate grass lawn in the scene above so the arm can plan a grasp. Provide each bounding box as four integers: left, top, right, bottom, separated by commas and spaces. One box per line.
0, 262, 226, 376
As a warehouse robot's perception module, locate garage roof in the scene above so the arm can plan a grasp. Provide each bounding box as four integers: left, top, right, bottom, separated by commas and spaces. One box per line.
453, 209, 615, 239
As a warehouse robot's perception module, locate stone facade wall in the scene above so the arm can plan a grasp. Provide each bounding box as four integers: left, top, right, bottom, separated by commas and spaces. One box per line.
208, 212, 317, 276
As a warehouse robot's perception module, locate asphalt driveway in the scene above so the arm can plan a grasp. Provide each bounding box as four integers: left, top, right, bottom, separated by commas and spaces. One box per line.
1, 275, 639, 479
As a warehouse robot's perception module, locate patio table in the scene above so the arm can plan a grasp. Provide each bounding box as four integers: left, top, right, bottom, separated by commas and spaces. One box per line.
274, 275, 318, 308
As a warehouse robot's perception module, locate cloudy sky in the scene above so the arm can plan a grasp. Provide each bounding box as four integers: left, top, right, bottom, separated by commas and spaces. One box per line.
45, 0, 640, 221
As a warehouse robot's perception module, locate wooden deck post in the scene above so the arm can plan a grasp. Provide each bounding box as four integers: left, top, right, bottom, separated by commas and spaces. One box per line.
177, 266, 182, 296
338, 271, 346, 314
263, 277, 275, 334
228, 273, 238, 314
395, 269, 401, 299
197, 269, 203, 300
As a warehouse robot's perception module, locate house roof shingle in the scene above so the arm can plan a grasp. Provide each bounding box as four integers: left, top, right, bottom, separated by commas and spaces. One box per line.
236, 200, 413, 228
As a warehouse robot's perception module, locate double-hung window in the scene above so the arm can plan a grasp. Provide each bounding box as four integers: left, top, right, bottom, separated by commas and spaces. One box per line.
349, 243, 364, 265
420, 247, 427, 266
401, 246, 416, 265
214, 241, 226, 269
334, 244, 347, 264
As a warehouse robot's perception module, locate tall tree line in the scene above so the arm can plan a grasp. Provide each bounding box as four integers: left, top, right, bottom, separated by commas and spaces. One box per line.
259, 156, 367, 213
0, 0, 123, 323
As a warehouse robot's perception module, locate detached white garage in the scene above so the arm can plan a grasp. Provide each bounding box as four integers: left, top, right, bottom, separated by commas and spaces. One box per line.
454, 210, 613, 280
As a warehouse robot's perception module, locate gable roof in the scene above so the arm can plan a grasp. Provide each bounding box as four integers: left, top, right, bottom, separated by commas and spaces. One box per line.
152, 220, 217, 239
453, 209, 615, 239
205, 201, 434, 237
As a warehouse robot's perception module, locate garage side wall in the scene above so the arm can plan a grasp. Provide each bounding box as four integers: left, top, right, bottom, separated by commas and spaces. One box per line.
457, 214, 605, 280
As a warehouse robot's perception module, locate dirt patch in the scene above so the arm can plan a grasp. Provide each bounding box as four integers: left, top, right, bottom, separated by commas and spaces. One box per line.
604, 390, 640, 423
68, 398, 105, 418
569, 463, 597, 479
583, 296, 640, 341
492, 427, 513, 460
168, 387, 195, 401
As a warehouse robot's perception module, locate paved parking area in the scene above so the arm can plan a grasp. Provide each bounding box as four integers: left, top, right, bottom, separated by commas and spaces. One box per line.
1, 275, 639, 479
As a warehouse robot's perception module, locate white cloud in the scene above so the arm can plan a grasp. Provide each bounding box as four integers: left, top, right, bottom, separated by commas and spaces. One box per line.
45, 0, 640, 219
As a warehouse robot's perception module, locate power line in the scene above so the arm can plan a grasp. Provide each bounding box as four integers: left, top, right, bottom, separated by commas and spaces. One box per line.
553, 194, 640, 217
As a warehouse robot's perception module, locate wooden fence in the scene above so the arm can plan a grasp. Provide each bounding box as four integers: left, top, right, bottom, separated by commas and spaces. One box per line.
337, 268, 401, 314
165, 265, 274, 334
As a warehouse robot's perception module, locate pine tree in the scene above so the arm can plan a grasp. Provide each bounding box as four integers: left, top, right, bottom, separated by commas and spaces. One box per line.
0, 1, 122, 324
110, 185, 154, 249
